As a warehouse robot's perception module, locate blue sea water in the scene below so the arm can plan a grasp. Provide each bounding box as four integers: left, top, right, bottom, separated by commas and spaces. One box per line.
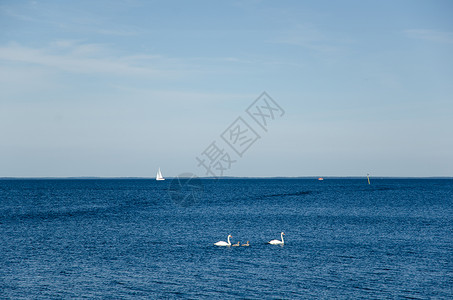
0, 178, 452, 299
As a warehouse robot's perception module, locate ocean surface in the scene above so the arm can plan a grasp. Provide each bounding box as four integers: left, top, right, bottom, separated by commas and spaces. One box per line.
1, 178, 452, 299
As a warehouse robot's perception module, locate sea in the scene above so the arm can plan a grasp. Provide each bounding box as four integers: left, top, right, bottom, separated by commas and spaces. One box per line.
0, 178, 452, 299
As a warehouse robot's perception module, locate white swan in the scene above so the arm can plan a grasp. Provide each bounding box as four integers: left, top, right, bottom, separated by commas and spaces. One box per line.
214, 234, 232, 246
268, 232, 285, 245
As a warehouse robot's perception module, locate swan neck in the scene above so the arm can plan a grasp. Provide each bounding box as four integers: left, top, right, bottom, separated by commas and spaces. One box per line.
227, 235, 231, 245
281, 233, 284, 243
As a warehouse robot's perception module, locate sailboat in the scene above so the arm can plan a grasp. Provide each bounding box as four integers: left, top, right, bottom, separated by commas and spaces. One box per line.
156, 168, 165, 181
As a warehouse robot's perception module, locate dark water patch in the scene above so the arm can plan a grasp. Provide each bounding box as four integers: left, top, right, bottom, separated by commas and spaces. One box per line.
1, 206, 107, 222
251, 190, 315, 200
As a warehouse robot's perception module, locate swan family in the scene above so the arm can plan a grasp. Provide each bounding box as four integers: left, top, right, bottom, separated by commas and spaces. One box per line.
214, 232, 285, 246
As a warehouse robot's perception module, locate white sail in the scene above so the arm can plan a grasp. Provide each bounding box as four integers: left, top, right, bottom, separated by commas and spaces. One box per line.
156, 168, 165, 181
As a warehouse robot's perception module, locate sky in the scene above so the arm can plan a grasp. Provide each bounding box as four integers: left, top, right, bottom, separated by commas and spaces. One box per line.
1, 0, 452, 178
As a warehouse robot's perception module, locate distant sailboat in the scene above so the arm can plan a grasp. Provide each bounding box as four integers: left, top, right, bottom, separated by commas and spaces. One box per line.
156, 168, 165, 181
367, 173, 371, 185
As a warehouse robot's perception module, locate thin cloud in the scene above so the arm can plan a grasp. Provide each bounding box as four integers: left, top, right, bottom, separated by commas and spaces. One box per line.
95, 28, 141, 36
404, 29, 453, 44
0, 6, 38, 23
1, 3, 143, 37
0, 42, 176, 77
269, 25, 349, 54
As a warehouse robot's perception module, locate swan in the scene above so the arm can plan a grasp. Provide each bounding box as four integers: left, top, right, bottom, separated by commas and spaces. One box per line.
241, 241, 250, 246
232, 241, 240, 247
214, 234, 232, 246
268, 232, 285, 245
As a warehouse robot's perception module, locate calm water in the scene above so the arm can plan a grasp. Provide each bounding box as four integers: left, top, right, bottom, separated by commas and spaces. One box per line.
1, 178, 452, 299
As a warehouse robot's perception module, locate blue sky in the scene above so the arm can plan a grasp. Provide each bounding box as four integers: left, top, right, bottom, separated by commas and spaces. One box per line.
1, 0, 452, 177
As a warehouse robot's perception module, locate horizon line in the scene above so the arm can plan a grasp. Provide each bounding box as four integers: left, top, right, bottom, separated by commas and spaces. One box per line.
1, 176, 452, 180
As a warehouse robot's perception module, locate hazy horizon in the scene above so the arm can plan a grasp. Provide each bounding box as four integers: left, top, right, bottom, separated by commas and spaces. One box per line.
1, 176, 452, 180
